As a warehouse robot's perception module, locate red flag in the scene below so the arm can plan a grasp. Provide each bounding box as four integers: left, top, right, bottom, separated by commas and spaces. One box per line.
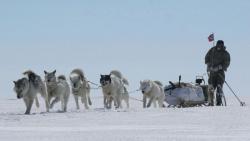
208, 33, 214, 42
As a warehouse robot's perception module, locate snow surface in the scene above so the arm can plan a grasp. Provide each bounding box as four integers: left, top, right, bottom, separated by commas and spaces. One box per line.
0, 94, 250, 141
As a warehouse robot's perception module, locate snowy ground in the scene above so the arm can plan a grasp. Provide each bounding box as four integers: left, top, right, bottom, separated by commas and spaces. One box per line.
0, 94, 250, 141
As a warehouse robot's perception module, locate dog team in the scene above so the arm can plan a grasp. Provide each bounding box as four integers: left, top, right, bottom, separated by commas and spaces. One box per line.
13, 69, 165, 114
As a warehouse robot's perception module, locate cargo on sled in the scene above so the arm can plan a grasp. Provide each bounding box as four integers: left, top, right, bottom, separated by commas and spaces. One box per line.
164, 76, 214, 107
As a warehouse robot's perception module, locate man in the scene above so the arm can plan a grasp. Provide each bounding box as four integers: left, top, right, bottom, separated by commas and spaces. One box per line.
205, 40, 230, 106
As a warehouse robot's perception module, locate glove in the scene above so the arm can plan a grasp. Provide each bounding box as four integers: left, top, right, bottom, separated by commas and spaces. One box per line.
217, 65, 223, 71
209, 65, 223, 72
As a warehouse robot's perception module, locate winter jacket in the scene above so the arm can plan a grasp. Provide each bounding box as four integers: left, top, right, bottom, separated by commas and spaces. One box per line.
205, 46, 230, 71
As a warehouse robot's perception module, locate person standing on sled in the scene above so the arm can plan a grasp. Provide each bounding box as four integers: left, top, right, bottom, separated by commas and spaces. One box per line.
205, 40, 231, 106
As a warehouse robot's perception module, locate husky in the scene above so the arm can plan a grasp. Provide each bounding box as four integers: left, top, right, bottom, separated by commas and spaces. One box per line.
100, 70, 129, 109
13, 70, 49, 114
140, 80, 165, 108
44, 70, 70, 112
69, 69, 92, 110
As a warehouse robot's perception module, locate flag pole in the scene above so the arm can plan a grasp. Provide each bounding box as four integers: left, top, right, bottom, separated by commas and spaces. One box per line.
212, 32, 215, 47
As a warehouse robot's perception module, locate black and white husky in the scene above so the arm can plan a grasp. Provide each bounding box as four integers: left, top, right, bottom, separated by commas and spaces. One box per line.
13, 70, 49, 114
100, 70, 129, 109
69, 69, 92, 110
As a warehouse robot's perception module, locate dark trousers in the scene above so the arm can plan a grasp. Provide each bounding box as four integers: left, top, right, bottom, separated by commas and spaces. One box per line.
208, 70, 225, 105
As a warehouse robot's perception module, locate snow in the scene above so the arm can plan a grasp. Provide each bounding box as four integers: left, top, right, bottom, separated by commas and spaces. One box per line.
0, 94, 250, 141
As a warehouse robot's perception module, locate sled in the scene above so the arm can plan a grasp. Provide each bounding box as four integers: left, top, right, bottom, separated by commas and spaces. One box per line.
164, 76, 214, 107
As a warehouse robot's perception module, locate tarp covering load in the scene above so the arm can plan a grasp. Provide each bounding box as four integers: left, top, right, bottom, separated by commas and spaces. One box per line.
164, 83, 205, 107
164, 80, 206, 107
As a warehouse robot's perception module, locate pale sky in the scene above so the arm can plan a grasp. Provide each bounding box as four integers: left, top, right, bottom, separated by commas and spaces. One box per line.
0, 0, 249, 98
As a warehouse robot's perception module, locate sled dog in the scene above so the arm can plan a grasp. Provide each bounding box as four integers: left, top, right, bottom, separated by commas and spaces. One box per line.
44, 70, 70, 112
70, 69, 92, 110
100, 70, 129, 109
13, 70, 49, 114
140, 80, 165, 108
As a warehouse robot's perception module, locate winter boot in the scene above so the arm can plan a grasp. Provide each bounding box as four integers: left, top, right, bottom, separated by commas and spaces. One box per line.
216, 85, 224, 106
216, 93, 222, 106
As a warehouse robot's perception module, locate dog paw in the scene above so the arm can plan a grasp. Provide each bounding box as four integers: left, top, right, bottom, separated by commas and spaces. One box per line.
24, 112, 30, 115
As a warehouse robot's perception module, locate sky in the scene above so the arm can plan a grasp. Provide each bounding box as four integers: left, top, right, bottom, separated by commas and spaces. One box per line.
0, 0, 250, 99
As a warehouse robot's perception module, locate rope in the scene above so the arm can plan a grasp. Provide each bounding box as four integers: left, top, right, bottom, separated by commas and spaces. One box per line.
127, 89, 140, 94
87, 80, 99, 86
127, 89, 143, 102
85, 80, 102, 90
129, 96, 143, 102
87, 81, 143, 103
89, 86, 102, 90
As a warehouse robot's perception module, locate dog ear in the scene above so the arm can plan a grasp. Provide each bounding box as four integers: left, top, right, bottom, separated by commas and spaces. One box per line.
53, 70, 56, 74
44, 71, 47, 74
13, 81, 17, 85
100, 74, 103, 77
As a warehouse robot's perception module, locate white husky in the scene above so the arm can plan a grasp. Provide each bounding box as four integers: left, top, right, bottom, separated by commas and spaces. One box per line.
13, 70, 49, 114
140, 80, 165, 108
44, 70, 70, 112
70, 69, 92, 110
100, 70, 129, 109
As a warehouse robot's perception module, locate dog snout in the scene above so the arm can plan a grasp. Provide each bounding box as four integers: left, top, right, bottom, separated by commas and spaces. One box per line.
17, 95, 21, 99
73, 83, 77, 88
142, 91, 145, 94
100, 81, 105, 86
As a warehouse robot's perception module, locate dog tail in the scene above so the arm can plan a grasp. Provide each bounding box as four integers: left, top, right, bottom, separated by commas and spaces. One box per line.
23, 70, 41, 88
58, 75, 66, 81
23, 70, 37, 80
110, 70, 123, 79
122, 78, 129, 86
110, 70, 129, 85
154, 80, 163, 87
154, 81, 164, 94
71, 69, 85, 81
23, 70, 35, 76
